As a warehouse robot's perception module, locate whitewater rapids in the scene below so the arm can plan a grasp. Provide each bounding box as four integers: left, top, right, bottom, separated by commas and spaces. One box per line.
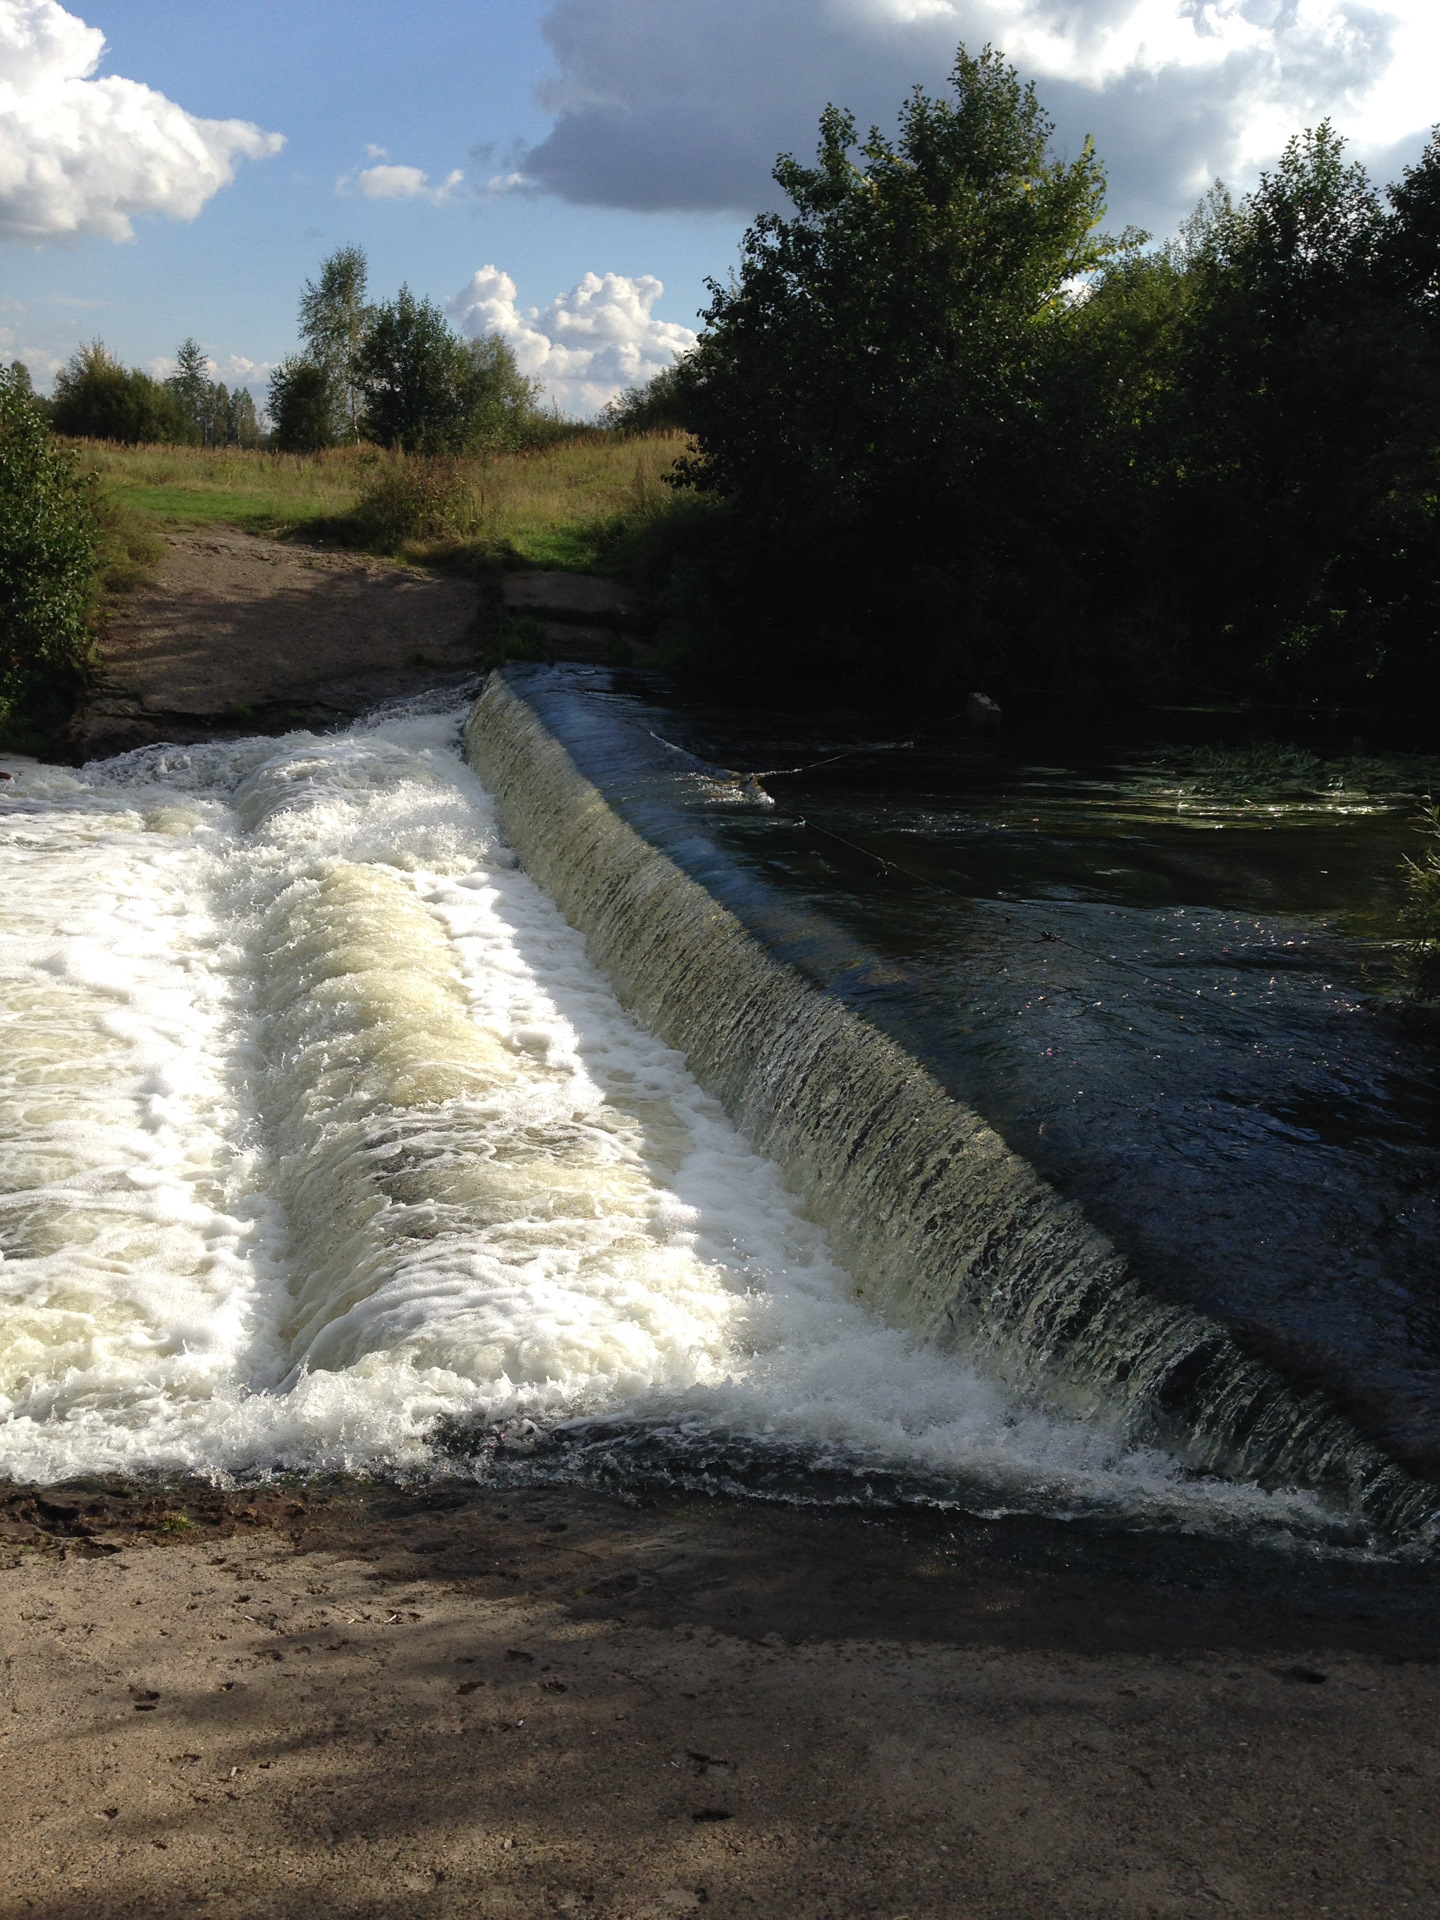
0, 701, 1358, 1538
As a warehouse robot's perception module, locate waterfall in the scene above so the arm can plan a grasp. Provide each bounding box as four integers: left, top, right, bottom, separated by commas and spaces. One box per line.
466, 669, 1438, 1538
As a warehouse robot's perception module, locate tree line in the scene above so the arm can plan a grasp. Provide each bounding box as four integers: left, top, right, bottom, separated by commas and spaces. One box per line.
30, 245, 553, 458
649, 45, 1440, 725
25, 338, 263, 448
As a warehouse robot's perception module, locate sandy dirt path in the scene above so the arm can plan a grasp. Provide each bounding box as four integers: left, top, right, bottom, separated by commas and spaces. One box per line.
0, 1479, 1436, 1920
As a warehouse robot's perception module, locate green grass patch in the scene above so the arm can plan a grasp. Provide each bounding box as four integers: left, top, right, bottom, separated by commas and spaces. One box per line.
110, 484, 331, 529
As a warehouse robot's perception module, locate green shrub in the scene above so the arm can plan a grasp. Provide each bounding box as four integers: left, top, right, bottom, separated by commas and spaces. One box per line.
347, 455, 482, 550
0, 367, 99, 742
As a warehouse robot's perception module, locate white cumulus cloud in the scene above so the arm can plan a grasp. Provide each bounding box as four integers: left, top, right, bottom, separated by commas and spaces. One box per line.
448, 265, 697, 416
0, 0, 284, 244
341, 160, 465, 204
523, 0, 1440, 238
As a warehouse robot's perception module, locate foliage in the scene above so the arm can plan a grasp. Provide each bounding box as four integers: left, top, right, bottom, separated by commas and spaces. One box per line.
347, 455, 482, 550
356, 289, 543, 454
667, 45, 1122, 692
51, 341, 188, 445
268, 357, 338, 453
162, 337, 262, 448
0, 365, 98, 739
602, 362, 692, 433
298, 244, 370, 443
165, 336, 214, 440
651, 45, 1440, 722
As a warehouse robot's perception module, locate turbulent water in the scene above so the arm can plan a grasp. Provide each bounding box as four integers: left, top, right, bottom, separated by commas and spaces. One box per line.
0, 698, 1420, 1548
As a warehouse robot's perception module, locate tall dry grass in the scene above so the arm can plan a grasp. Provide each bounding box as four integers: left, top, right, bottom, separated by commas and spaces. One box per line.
73, 433, 694, 572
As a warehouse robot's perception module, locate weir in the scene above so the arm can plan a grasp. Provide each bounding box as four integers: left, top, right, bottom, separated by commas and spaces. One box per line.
465, 667, 1439, 1538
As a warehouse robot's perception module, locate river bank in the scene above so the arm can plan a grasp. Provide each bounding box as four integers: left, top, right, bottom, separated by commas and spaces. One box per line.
2, 1475, 1437, 1920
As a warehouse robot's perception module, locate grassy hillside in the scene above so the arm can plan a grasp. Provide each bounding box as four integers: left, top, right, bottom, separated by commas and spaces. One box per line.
74, 433, 693, 574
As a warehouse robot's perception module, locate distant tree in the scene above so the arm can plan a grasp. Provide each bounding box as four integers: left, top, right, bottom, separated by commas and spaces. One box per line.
224, 385, 262, 448
458, 333, 543, 449
166, 336, 217, 443
0, 364, 98, 738
51, 342, 187, 444
601, 361, 690, 433
267, 357, 336, 452
356, 288, 473, 452
299, 244, 370, 442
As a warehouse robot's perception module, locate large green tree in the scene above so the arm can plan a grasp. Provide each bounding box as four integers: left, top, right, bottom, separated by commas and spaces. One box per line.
356, 290, 537, 452
667, 45, 1119, 689
677, 48, 1112, 526
1080, 123, 1440, 711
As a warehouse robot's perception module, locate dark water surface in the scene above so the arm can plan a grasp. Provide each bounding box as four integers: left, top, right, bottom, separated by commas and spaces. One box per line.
513, 667, 1440, 1483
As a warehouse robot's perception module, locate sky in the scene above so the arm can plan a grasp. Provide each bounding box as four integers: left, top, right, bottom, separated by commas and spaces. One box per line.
3, 0, 1439, 416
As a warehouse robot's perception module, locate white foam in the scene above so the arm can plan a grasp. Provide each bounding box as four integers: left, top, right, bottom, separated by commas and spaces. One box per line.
0, 714, 1349, 1539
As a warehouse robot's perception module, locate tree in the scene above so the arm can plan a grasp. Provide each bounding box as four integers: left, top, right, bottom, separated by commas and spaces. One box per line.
458, 333, 543, 449
299, 244, 370, 442
0, 364, 97, 739
268, 357, 337, 452
602, 361, 690, 432
677, 47, 1112, 527
664, 44, 1118, 691
51, 342, 187, 444
166, 336, 218, 444
225, 385, 262, 448
356, 288, 473, 452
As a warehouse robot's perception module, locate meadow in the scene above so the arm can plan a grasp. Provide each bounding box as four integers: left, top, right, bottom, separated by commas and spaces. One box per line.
77, 431, 693, 575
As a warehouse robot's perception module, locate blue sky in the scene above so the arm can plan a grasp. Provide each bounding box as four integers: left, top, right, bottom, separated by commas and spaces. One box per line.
4, 0, 1439, 414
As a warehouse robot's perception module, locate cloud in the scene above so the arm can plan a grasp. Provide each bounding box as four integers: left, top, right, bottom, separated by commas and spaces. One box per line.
448, 265, 698, 415
521, 0, 1437, 237
0, 0, 284, 244
339, 159, 465, 204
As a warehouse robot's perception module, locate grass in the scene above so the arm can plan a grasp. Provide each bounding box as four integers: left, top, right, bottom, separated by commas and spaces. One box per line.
75, 442, 372, 534
70, 433, 695, 575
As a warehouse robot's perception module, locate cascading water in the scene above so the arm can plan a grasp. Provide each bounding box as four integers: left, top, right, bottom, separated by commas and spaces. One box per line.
465, 671, 1440, 1543
0, 693, 1427, 1548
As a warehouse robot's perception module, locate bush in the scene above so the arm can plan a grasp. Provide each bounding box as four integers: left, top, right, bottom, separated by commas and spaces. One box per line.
0, 367, 99, 740
346, 455, 481, 551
